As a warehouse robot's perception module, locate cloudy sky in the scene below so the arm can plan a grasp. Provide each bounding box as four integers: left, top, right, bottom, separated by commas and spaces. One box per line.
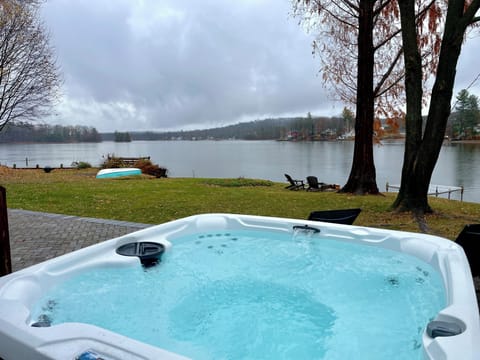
40, 0, 480, 132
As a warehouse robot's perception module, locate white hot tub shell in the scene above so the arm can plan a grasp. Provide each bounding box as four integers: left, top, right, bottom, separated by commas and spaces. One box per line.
0, 214, 478, 360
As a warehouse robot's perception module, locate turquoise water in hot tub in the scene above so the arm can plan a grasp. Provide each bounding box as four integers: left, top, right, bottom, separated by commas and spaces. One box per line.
32, 230, 446, 359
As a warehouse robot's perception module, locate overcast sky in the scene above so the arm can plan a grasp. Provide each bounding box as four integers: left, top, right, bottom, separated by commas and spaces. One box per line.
40, 0, 480, 132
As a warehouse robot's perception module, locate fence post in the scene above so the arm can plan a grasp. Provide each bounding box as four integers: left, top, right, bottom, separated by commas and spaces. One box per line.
0, 186, 12, 275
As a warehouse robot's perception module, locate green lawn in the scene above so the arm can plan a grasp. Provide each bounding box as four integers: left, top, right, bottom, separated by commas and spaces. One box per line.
2, 167, 479, 240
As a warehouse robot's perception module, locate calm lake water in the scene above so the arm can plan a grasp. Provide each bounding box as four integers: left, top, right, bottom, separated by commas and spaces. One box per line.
1, 140, 479, 203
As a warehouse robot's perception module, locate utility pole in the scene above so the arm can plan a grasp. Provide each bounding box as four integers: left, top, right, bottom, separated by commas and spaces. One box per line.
0, 186, 12, 275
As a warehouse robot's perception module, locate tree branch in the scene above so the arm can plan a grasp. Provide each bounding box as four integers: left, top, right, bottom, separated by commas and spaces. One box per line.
374, 28, 402, 51
373, 0, 394, 17
464, 0, 480, 23
374, 47, 403, 96
339, 0, 360, 14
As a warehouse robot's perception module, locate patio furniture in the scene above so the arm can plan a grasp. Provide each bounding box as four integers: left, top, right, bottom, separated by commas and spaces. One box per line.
308, 208, 361, 225
284, 174, 305, 190
455, 224, 480, 277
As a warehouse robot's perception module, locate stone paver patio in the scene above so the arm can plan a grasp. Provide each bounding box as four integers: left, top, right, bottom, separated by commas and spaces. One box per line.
7, 209, 151, 272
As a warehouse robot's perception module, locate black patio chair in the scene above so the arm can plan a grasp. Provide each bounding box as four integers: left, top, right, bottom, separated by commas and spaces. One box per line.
455, 224, 480, 277
308, 208, 361, 225
306, 176, 330, 191
284, 174, 305, 190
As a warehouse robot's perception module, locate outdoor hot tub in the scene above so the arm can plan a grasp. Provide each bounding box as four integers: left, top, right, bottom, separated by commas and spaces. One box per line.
0, 214, 478, 360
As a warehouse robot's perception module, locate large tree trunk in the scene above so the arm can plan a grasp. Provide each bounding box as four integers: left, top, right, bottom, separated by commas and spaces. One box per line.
393, 0, 478, 213
340, 0, 379, 195
392, 0, 429, 212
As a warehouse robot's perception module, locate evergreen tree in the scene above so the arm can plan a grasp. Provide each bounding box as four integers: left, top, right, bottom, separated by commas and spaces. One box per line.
342, 107, 355, 133
114, 131, 132, 142
453, 89, 480, 138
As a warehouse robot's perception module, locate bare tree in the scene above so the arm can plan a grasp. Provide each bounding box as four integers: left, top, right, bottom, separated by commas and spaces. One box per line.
0, 0, 61, 132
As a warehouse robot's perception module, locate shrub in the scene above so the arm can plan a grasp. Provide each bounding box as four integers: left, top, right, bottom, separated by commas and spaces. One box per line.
134, 159, 168, 178
76, 161, 92, 169
100, 157, 123, 169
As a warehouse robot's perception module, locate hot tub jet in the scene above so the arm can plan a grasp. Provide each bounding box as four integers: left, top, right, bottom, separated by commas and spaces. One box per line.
293, 224, 320, 234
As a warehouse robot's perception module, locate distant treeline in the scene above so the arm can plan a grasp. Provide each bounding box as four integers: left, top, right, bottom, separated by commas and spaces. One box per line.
0, 122, 101, 143
0, 116, 346, 143
124, 116, 344, 141
113, 131, 132, 142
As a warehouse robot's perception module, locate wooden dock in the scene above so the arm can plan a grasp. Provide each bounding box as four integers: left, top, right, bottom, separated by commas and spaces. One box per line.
106, 156, 150, 167
386, 183, 464, 201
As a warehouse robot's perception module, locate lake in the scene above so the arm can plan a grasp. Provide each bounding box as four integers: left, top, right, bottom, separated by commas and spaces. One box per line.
0, 140, 479, 203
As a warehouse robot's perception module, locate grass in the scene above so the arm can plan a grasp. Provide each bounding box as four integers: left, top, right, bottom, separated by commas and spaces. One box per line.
1, 166, 480, 240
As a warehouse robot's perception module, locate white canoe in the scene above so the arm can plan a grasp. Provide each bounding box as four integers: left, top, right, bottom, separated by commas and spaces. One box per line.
96, 168, 142, 179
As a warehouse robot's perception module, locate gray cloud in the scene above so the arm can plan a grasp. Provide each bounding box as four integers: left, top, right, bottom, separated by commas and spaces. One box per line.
41, 0, 480, 132
42, 0, 333, 131
454, 34, 480, 95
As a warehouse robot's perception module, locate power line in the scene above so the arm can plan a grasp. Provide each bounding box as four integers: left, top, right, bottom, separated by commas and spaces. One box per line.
451, 71, 480, 109
464, 72, 480, 92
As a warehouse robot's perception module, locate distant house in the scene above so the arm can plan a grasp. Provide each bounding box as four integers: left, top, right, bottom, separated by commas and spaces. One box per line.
286, 131, 299, 141
337, 130, 355, 140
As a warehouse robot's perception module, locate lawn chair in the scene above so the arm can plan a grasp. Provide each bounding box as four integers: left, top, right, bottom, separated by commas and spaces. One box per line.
455, 224, 480, 277
308, 208, 361, 225
284, 174, 305, 190
306, 176, 330, 191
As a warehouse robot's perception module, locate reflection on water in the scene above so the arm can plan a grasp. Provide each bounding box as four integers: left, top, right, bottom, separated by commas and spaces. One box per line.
0, 140, 479, 203
452, 143, 480, 190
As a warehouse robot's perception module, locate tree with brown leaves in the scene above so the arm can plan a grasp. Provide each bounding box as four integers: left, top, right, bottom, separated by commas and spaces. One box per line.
293, 0, 442, 194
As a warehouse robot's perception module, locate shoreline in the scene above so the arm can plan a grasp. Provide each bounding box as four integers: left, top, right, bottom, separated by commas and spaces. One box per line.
448, 139, 480, 144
